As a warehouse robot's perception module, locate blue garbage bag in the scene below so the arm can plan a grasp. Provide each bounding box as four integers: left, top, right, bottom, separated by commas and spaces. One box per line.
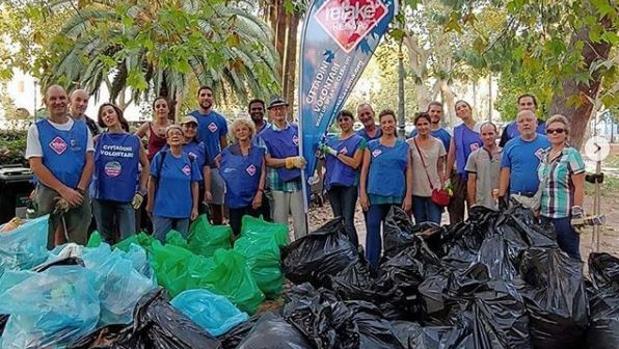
0, 266, 100, 349
82, 244, 156, 326
0, 215, 49, 276
171, 289, 249, 336
125, 243, 157, 283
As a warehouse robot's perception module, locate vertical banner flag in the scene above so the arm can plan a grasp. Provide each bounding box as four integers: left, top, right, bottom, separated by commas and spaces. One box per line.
298, 0, 399, 205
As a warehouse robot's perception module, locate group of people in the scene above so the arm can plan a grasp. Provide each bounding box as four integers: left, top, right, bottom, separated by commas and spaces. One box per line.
25, 85, 585, 270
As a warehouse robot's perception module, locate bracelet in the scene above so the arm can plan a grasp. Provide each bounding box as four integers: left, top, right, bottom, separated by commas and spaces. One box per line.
76, 187, 86, 195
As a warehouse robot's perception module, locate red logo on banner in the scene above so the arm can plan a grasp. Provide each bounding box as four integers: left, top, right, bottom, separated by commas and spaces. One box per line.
315, 0, 388, 53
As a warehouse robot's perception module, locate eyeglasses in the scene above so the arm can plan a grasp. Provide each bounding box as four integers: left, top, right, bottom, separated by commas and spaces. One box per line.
546, 128, 565, 134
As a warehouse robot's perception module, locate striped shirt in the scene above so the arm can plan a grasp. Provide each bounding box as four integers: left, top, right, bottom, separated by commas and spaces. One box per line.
538, 146, 585, 218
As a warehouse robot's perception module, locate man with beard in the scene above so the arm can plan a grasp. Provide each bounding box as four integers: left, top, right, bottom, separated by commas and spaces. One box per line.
248, 98, 271, 221
26, 85, 95, 247
189, 86, 228, 224
69, 89, 100, 136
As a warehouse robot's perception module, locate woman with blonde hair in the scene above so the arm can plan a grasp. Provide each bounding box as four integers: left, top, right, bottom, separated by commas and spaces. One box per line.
537, 114, 585, 259
217, 118, 267, 237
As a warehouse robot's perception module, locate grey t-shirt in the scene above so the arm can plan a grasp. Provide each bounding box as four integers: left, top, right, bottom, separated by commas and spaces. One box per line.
409, 137, 446, 197
465, 147, 503, 210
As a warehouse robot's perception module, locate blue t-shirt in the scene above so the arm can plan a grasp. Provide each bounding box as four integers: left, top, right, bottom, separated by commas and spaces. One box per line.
151, 151, 202, 218
357, 127, 382, 142
190, 110, 228, 164
501, 135, 551, 193
409, 128, 451, 152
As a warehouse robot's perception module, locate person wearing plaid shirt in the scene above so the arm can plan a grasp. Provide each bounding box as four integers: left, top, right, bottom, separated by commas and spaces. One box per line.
259, 97, 307, 239
537, 114, 585, 259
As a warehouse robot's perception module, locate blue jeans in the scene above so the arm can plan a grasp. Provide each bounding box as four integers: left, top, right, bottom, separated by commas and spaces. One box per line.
92, 199, 135, 244
366, 204, 394, 269
543, 216, 581, 260
152, 216, 190, 242
327, 185, 359, 247
412, 196, 442, 224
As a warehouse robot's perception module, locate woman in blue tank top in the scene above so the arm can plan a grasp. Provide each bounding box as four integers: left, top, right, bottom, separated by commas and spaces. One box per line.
445, 100, 482, 224
321, 110, 366, 247
359, 110, 413, 269
217, 118, 266, 237
93, 103, 149, 243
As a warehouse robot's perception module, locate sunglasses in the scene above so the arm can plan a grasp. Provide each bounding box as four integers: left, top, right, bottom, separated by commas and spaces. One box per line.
546, 128, 565, 134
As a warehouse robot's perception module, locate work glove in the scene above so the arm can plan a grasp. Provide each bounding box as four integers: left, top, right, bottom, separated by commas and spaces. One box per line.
571, 206, 585, 232
132, 192, 145, 210
53, 197, 71, 214
285, 156, 307, 169
319, 143, 338, 157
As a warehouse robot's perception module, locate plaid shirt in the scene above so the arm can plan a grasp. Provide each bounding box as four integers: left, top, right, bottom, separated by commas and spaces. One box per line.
261, 122, 302, 192
538, 146, 585, 218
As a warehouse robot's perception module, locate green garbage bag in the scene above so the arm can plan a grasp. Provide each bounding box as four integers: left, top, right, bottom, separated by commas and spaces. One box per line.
201, 249, 264, 314
149, 241, 215, 297
87, 231, 102, 247
115, 232, 155, 253
188, 215, 232, 257
234, 236, 283, 298
165, 230, 189, 249
240, 215, 288, 247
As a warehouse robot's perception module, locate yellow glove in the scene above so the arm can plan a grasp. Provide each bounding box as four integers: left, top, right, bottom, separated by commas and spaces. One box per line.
285, 156, 307, 169
132, 193, 145, 210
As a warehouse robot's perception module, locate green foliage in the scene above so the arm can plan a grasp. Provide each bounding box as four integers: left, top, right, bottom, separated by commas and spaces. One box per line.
0, 130, 28, 166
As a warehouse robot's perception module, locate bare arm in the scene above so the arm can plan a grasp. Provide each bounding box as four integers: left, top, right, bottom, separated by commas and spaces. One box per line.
403, 154, 413, 211
258, 156, 267, 191
445, 137, 456, 181
437, 155, 446, 186
467, 173, 477, 207
499, 167, 510, 197
76, 152, 94, 192
336, 148, 364, 169
146, 175, 156, 213
265, 153, 287, 168
203, 166, 212, 192
138, 147, 150, 193
30, 157, 68, 194
359, 150, 370, 197
571, 172, 585, 207
134, 122, 149, 138
191, 181, 199, 220
220, 135, 228, 150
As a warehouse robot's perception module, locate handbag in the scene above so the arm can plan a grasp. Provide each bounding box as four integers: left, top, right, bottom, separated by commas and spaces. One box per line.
413, 138, 451, 207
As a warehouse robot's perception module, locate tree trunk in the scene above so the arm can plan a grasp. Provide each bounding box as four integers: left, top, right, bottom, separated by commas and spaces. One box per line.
439, 80, 456, 127
284, 13, 299, 112
274, 0, 287, 88
549, 16, 614, 149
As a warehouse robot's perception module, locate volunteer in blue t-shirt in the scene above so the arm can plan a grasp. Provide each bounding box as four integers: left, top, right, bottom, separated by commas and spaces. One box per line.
179, 115, 213, 214
359, 110, 413, 269
92, 103, 149, 243
444, 100, 482, 224
217, 118, 266, 237
248, 98, 271, 221
408, 101, 451, 152
499, 94, 546, 147
26, 85, 95, 248
189, 86, 227, 224
356, 103, 382, 141
147, 125, 202, 241
499, 109, 551, 208
321, 110, 366, 247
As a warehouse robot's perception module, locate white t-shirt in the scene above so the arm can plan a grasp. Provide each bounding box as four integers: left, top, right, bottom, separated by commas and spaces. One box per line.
409, 137, 447, 197
25, 118, 95, 159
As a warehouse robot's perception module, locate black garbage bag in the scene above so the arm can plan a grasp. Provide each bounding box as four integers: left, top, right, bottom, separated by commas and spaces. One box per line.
282, 218, 358, 287
589, 252, 619, 290
409, 320, 474, 349
68, 325, 135, 349
391, 321, 422, 348
497, 205, 557, 248
130, 288, 221, 349
283, 283, 358, 349
216, 316, 258, 349
236, 312, 313, 349
418, 273, 452, 325
517, 248, 588, 349
375, 236, 441, 320
346, 301, 406, 349
585, 252, 619, 349
475, 234, 521, 282
383, 206, 442, 258
327, 256, 376, 301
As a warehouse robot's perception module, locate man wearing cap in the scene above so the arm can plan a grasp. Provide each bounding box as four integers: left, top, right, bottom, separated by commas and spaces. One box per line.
356, 103, 382, 141
259, 97, 307, 239
189, 86, 227, 224
69, 89, 100, 137
26, 85, 95, 248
